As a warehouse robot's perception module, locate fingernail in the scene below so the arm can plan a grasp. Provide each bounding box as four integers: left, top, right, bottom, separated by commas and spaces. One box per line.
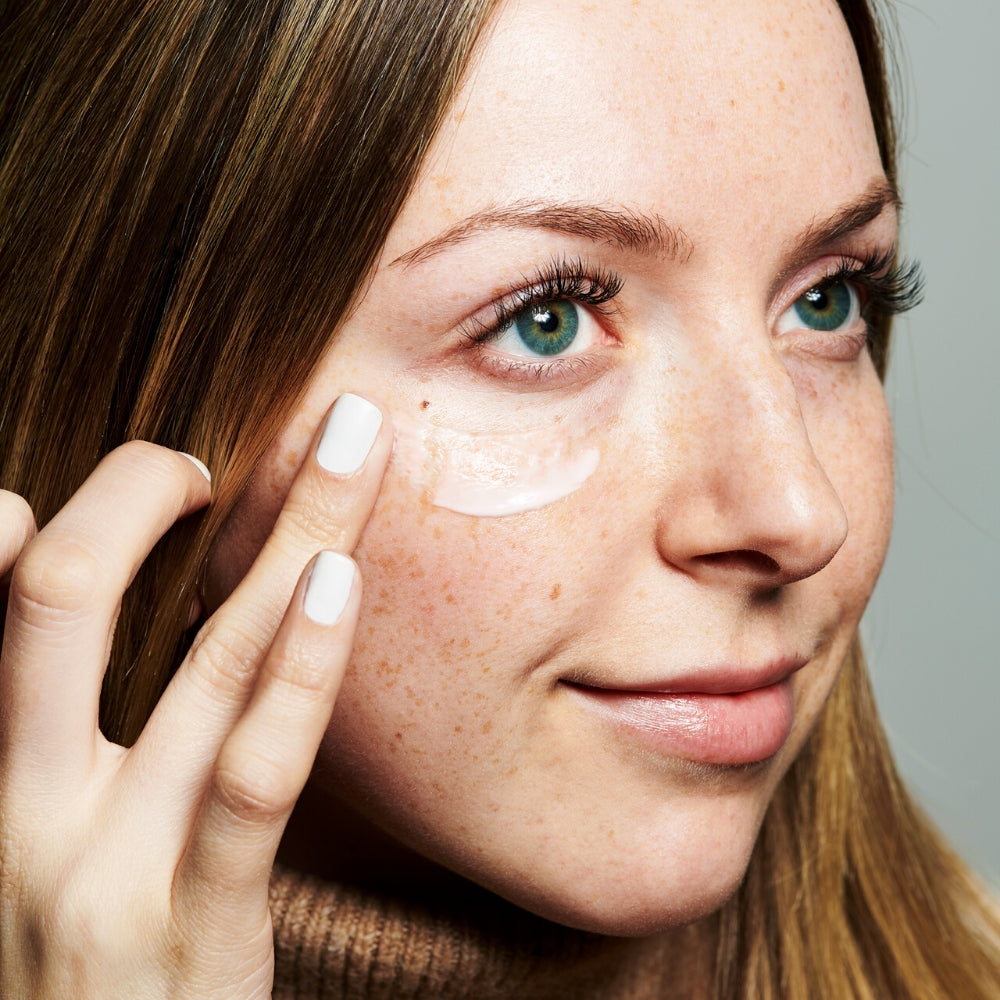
316, 394, 383, 475
303, 551, 355, 625
179, 452, 212, 483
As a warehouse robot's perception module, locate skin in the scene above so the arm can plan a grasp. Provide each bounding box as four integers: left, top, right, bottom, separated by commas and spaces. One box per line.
0, 0, 898, 994
209, 0, 896, 935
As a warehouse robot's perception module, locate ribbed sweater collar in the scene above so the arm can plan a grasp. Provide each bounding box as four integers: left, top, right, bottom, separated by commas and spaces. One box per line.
269, 864, 682, 1000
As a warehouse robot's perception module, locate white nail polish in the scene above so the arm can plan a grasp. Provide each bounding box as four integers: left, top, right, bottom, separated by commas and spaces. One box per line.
179, 452, 212, 483
316, 394, 382, 475
303, 551, 355, 625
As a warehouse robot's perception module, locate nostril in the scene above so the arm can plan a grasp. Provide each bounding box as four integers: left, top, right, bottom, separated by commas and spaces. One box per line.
695, 550, 781, 575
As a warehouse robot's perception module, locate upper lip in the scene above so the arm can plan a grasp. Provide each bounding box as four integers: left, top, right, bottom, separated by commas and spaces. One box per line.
561, 656, 809, 696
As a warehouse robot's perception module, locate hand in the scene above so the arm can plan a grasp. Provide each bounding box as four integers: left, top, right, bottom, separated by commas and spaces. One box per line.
0, 394, 391, 999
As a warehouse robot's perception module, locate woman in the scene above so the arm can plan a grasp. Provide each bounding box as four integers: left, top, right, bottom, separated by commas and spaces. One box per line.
1, 0, 997, 996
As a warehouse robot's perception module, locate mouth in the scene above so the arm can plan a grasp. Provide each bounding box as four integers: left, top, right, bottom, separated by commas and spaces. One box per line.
560, 659, 806, 766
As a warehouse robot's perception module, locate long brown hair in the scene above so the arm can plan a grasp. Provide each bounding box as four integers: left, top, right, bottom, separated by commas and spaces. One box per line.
2, 0, 998, 995
0, 0, 499, 743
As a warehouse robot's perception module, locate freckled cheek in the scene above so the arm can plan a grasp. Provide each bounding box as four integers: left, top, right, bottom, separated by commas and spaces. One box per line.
329, 472, 583, 740
808, 376, 894, 602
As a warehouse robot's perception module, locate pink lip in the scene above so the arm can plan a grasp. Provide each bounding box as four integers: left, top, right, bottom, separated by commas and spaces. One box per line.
562, 661, 803, 765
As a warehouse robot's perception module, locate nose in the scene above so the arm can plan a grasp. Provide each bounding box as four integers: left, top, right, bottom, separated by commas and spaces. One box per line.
654, 339, 849, 589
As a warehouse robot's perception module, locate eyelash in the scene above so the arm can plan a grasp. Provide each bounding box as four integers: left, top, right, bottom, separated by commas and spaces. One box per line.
460, 249, 923, 380
812, 247, 924, 323
462, 257, 622, 340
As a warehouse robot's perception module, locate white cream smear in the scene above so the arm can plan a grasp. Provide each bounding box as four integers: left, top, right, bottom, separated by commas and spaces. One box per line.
393, 414, 600, 517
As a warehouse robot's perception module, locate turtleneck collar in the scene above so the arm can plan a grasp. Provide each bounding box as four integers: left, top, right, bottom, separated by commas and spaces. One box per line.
269, 864, 689, 1000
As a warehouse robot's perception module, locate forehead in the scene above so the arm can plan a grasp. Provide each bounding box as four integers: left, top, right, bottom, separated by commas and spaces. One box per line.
383, 0, 884, 259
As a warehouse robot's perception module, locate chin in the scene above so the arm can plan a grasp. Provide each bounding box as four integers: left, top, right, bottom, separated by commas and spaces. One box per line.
501, 864, 750, 938
451, 815, 763, 938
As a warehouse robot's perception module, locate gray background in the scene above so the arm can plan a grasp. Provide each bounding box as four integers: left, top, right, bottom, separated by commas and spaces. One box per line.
863, 0, 999, 887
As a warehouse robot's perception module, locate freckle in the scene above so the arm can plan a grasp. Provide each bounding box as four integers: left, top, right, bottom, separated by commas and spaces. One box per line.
455, 725, 463, 733
445, 592, 455, 604
395, 732, 403, 740
460, 638, 471, 649
778, 77, 786, 92
433, 525, 442, 539
549, 583, 561, 601
481, 720, 492, 735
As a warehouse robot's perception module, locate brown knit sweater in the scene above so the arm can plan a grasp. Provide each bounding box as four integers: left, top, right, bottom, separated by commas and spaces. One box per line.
268, 865, 684, 1000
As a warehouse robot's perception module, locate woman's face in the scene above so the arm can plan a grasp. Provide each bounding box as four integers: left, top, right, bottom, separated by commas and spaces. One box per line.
212, 0, 895, 933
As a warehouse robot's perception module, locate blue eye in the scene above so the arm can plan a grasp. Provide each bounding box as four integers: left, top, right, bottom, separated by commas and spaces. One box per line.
785, 281, 859, 332
510, 301, 580, 356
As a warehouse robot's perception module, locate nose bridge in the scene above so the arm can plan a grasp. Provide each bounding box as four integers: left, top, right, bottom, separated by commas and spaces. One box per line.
656, 326, 849, 585
715, 341, 814, 480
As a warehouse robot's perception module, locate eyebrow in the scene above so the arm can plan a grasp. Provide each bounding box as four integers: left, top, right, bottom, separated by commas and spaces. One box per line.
390, 201, 694, 267
790, 178, 900, 259
771, 178, 901, 292
390, 177, 900, 272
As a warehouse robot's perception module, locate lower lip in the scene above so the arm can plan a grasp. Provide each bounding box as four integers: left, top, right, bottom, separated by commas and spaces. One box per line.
565, 681, 794, 765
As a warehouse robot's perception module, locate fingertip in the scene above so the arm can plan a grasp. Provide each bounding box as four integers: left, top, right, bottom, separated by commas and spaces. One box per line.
0, 489, 37, 578
315, 393, 386, 476
178, 452, 212, 485
302, 550, 357, 626
0, 489, 37, 536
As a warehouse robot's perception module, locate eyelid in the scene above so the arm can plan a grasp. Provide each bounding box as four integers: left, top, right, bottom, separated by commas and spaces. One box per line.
459, 258, 624, 341
770, 245, 921, 323
455, 258, 625, 384
769, 252, 871, 323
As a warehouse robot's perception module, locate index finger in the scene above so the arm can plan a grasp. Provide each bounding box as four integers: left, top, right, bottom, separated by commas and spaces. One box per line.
140, 394, 391, 783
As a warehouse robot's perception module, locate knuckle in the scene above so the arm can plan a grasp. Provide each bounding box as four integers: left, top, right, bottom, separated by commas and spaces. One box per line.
185, 622, 265, 703
7, 866, 106, 966
211, 753, 294, 827
263, 640, 332, 697
275, 492, 350, 554
10, 537, 107, 620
